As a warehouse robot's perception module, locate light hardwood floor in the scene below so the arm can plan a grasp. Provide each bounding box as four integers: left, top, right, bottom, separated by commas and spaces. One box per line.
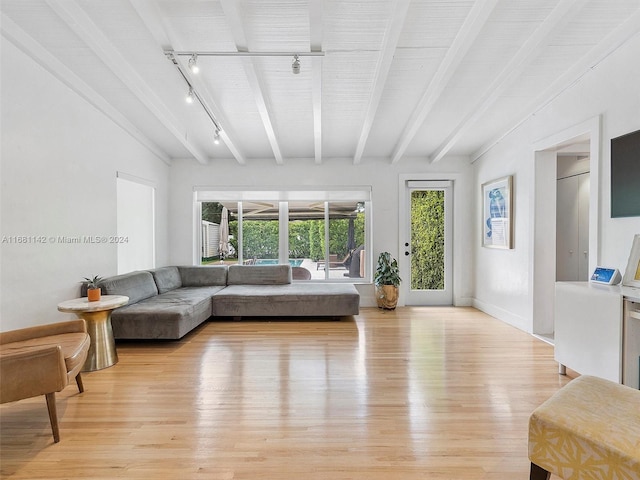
1, 307, 572, 479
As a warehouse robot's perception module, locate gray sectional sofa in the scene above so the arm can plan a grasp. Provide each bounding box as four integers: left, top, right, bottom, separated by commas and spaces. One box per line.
96, 264, 360, 340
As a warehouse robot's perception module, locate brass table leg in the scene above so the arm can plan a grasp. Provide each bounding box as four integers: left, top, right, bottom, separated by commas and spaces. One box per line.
76, 309, 118, 371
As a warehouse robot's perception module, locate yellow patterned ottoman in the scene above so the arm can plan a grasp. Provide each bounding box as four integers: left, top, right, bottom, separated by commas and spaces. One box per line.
528, 375, 640, 480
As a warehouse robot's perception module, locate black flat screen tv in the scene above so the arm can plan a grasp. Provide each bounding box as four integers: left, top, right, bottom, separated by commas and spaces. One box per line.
611, 128, 640, 218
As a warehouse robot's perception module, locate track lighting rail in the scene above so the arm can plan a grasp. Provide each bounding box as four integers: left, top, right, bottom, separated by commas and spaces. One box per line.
165, 50, 324, 57
165, 49, 323, 144
166, 52, 222, 136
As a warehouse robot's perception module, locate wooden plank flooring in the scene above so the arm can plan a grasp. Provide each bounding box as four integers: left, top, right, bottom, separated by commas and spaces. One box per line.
0, 307, 573, 479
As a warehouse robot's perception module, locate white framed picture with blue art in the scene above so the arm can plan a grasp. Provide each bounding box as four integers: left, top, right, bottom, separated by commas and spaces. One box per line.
482, 175, 513, 249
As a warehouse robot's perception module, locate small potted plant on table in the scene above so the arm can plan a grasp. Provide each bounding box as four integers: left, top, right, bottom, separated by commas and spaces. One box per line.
374, 252, 401, 310
84, 275, 103, 302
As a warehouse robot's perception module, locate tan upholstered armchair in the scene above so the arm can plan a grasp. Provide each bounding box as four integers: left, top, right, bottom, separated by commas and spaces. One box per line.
0, 319, 90, 443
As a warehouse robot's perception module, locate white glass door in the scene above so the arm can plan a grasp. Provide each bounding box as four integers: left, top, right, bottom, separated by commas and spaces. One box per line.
401, 180, 452, 305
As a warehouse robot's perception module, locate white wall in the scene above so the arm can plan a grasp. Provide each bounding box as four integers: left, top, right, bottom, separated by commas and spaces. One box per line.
473, 32, 640, 333
0, 39, 170, 331
168, 157, 475, 307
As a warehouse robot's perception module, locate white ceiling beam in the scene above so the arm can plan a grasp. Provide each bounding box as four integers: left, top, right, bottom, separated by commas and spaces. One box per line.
309, 0, 323, 164
429, 0, 585, 163
220, 0, 284, 165
470, 6, 640, 163
128, 0, 172, 49
129, 0, 246, 165
45, 0, 209, 164
1, 13, 171, 166
242, 64, 284, 164
353, 0, 411, 165
390, 0, 499, 164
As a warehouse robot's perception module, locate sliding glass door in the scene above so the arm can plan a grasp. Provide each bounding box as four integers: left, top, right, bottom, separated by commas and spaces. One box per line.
197, 188, 371, 282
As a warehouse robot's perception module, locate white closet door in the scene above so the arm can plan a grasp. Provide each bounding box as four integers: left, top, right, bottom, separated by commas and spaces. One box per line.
556, 172, 589, 281
577, 173, 590, 280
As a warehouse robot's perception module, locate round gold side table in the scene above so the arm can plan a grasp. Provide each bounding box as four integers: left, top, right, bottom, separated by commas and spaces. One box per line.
57, 295, 129, 372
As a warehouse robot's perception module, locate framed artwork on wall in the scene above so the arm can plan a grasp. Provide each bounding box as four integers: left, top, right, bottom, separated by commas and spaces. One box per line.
482, 175, 513, 249
622, 234, 640, 288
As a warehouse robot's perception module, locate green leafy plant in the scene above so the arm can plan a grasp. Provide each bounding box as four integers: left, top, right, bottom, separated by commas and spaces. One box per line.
374, 252, 401, 287
83, 275, 102, 290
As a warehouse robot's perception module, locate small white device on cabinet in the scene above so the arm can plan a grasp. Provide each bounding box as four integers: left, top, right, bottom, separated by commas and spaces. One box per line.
590, 267, 622, 285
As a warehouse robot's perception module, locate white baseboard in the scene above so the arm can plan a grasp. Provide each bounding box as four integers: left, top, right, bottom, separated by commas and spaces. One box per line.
472, 298, 530, 333
453, 296, 473, 307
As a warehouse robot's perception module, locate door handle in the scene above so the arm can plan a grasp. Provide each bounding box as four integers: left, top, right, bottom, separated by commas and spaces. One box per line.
405, 251, 410, 256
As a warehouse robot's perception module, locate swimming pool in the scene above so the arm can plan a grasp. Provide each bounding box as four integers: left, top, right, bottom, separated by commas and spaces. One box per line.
254, 259, 304, 267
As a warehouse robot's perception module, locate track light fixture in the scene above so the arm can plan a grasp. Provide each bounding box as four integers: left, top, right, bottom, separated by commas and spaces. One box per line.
166, 49, 327, 151
188, 53, 199, 74
292, 54, 300, 74
166, 51, 240, 144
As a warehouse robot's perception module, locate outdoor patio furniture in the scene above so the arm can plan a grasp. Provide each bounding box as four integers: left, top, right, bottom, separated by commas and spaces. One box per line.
292, 266, 312, 280
316, 253, 348, 270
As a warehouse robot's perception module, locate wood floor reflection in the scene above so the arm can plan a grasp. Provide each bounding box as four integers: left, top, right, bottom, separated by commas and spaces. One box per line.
0, 307, 572, 479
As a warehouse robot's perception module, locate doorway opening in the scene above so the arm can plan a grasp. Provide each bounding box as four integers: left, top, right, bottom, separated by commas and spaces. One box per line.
531, 116, 601, 340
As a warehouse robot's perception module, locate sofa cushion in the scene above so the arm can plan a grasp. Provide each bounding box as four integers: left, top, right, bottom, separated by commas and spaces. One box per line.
111, 286, 223, 340
150, 266, 182, 294
213, 283, 360, 317
179, 265, 228, 287
99, 271, 158, 304
227, 264, 291, 285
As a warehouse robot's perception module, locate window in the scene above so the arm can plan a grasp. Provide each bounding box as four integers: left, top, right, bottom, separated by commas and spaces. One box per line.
196, 187, 371, 282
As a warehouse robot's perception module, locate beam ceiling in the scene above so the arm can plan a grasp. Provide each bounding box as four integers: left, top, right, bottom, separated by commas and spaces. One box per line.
1, 0, 636, 165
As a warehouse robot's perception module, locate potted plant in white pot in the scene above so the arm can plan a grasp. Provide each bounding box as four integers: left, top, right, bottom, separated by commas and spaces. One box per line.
374, 252, 401, 310
84, 275, 103, 302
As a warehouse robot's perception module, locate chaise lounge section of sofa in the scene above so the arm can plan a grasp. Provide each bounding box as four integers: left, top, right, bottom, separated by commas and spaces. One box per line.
214, 265, 361, 318
97, 264, 360, 340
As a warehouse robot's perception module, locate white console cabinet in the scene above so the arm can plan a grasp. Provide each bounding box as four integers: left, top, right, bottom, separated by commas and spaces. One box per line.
555, 282, 640, 389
